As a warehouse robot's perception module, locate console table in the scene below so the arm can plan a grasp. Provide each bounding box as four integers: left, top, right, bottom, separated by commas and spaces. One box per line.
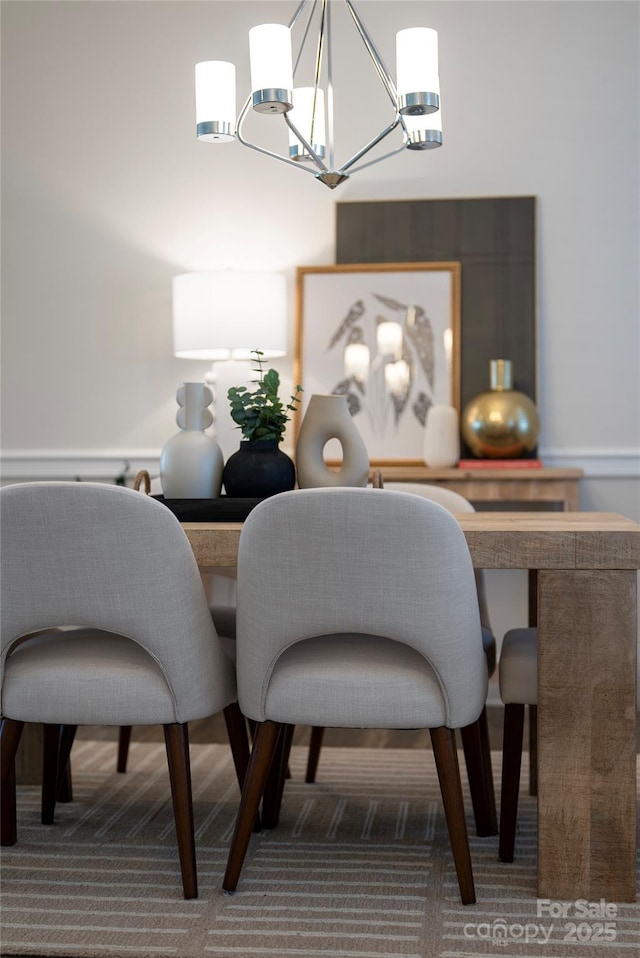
374, 466, 583, 512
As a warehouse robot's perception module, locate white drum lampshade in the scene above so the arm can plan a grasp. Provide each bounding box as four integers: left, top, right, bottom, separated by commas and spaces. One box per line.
172, 271, 287, 361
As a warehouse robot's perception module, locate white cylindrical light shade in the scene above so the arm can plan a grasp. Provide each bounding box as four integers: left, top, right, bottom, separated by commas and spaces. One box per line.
249, 24, 293, 112
396, 28, 440, 114
377, 321, 403, 357
195, 61, 236, 142
289, 87, 326, 159
344, 342, 370, 382
173, 271, 287, 360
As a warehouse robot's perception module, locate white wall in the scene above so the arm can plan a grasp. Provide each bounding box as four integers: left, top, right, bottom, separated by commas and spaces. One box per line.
2, 0, 638, 465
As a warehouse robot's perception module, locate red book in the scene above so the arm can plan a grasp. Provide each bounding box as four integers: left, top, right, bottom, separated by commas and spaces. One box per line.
457, 459, 543, 469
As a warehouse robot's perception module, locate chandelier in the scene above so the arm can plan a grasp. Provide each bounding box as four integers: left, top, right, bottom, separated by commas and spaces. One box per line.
194, 0, 442, 189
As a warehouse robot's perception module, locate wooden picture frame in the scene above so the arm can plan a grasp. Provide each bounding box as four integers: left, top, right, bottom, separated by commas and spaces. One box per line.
294, 262, 461, 465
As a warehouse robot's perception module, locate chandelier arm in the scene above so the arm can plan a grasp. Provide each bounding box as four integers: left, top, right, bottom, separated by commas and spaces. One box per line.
337, 117, 401, 175
325, 0, 335, 173
309, 1, 326, 160
236, 135, 325, 178
283, 112, 329, 173
344, 0, 399, 110
289, 0, 310, 30
236, 94, 320, 177
343, 136, 409, 176
291, 0, 317, 75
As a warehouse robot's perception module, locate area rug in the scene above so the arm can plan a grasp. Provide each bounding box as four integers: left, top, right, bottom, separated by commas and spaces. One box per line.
1, 742, 638, 958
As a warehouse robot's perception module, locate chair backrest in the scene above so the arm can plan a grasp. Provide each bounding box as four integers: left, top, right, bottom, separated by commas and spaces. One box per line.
381, 482, 492, 634
0, 482, 235, 721
236, 487, 485, 727
382, 481, 475, 514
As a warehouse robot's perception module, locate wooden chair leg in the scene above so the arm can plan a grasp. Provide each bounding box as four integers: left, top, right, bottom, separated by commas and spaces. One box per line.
305, 726, 325, 783
223, 702, 251, 793
460, 708, 498, 836
223, 721, 282, 893
163, 723, 197, 900
261, 723, 294, 829
1, 718, 25, 846
117, 726, 132, 773
41, 724, 61, 825
528, 704, 538, 796
56, 724, 77, 802
430, 726, 476, 905
499, 703, 525, 863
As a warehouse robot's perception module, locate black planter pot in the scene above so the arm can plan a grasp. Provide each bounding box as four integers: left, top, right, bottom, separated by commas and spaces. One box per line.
222, 439, 296, 498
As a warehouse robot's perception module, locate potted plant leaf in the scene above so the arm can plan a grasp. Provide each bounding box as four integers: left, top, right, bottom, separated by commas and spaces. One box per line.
222, 350, 303, 498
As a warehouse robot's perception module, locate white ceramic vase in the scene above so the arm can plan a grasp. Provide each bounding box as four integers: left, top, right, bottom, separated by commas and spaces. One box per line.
423, 403, 460, 468
160, 382, 224, 498
295, 393, 369, 488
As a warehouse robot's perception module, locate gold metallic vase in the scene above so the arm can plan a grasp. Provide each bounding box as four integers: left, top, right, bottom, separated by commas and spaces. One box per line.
461, 360, 540, 459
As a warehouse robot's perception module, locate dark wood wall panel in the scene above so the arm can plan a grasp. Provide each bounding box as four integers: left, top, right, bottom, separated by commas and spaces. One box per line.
336, 197, 536, 456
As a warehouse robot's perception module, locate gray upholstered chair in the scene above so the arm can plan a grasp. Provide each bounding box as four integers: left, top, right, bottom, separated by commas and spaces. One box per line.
0, 481, 245, 899
223, 486, 490, 905
115, 473, 238, 774
304, 481, 498, 838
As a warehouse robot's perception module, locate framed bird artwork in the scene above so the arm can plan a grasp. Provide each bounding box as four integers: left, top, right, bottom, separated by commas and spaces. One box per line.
294, 262, 461, 465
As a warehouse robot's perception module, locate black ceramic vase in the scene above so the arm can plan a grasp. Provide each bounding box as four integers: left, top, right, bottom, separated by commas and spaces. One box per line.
222, 439, 296, 499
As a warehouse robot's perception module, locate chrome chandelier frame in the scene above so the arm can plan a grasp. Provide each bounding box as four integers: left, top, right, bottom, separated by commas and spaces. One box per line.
235, 0, 431, 189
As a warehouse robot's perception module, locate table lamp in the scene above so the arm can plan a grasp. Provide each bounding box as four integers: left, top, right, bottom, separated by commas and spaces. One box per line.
172, 270, 287, 460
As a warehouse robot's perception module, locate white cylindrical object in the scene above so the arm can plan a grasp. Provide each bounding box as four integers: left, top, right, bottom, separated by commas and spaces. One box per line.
195, 61, 236, 142
344, 342, 370, 382
172, 271, 287, 360
423, 403, 460, 468
396, 27, 440, 114
249, 23, 293, 112
289, 87, 326, 159
377, 321, 403, 358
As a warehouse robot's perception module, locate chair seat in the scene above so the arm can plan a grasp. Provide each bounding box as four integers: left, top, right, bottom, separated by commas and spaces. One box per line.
499, 627, 537, 705
3, 630, 181, 725
260, 633, 483, 729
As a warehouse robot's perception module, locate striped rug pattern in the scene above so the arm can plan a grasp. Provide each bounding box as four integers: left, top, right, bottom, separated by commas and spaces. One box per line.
1, 741, 638, 957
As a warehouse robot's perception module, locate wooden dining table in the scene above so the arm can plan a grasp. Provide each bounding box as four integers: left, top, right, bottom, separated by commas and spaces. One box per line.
183, 510, 640, 903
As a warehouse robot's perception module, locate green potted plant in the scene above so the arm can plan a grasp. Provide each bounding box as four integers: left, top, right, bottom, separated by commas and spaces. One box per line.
222, 350, 303, 498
